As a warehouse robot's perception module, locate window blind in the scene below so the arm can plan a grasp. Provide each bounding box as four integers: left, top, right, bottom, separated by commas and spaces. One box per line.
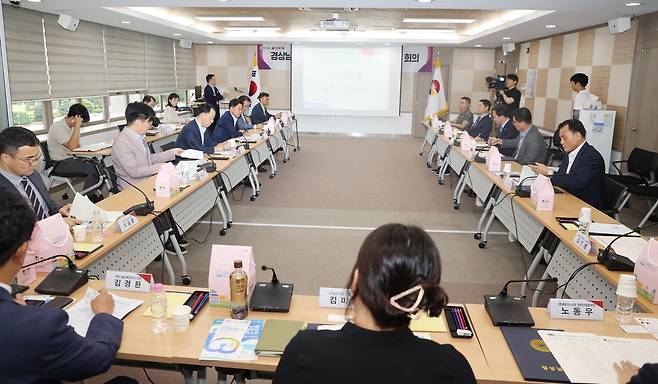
105, 27, 147, 92
2, 6, 50, 101
175, 44, 196, 89
145, 35, 175, 93
44, 14, 107, 98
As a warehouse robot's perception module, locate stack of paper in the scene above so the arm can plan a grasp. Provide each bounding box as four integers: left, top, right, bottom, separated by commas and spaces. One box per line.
200, 319, 264, 361
591, 235, 648, 263
69, 193, 123, 225
66, 288, 143, 336
589, 223, 634, 236
538, 330, 658, 384
180, 149, 204, 160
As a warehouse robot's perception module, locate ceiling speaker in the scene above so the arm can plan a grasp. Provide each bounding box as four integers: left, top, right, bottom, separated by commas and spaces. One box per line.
179, 39, 192, 49
608, 16, 631, 34
57, 14, 79, 32
502, 43, 516, 54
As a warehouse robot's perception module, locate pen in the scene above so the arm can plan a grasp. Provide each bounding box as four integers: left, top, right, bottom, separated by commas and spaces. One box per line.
452, 308, 463, 329
191, 293, 209, 319
190, 292, 203, 311
456, 307, 468, 330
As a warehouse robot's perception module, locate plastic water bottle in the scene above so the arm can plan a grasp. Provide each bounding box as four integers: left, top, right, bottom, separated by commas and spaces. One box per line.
230, 260, 248, 320
615, 274, 637, 324
90, 209, 103, 243
577, 207, 592, 237
151, 283, 168, 333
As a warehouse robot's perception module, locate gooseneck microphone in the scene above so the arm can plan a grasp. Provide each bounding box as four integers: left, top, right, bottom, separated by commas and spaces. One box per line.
499, 277, 558, 297
23, 254, 77, 270
597, 221, 658, 271
261, 265, 279, 285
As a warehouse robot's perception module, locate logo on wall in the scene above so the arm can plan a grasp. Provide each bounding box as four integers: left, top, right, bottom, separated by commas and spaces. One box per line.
402, 46, 433, 73
257, 44, 292, 70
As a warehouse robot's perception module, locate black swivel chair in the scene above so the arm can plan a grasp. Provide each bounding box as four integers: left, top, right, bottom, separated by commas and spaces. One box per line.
608, 148, 657, 188
544, 129, 565, 166
601, 177, 629, 220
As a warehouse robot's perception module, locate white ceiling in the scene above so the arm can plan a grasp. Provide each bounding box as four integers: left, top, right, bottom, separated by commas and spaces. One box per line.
5, 0, 658, 47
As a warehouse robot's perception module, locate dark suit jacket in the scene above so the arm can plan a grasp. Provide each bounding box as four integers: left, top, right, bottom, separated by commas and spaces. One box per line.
501, 125, 547, 165
496, 118, 519, 156
0, 288, 123, 383
211, 111, 241, 146
0, 171, 59, 216
250, 102, 273, 125
203, 84, 223, 110
467, 114, 493, 140
175, 119, 215, 154
551, 142, 605, 209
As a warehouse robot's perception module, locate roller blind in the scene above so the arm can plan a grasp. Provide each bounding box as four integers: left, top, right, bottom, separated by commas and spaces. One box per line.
174, 44, 196, 89
44, 14, 107, 98
105, 27, 147, 92
145, 35, 175, 93
2, 6, 50, 101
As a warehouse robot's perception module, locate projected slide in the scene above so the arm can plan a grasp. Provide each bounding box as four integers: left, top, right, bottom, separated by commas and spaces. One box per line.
292, 45, 402, 117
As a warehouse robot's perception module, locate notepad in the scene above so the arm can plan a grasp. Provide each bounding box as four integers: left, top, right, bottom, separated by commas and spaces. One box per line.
255, 319, 305, 356
73, 243, 103, 253
409, 311, 448, 332
142, 291, 190, 318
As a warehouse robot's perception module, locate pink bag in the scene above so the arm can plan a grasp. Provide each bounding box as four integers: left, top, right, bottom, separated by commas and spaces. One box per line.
280, 112, 290, 127
18, 214, 74, 285
635, 239, 658, 304
486, 146, 502, 172
208, 244, 256, 307
530, 174, 555, 211
266, 117, 277, 132
460, 132, 474, 151
431, 115, 440, 128
155, 163, 180, 197
443, 122, 454, 138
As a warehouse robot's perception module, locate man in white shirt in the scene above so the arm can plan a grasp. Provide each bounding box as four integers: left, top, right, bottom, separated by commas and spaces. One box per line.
570, 73, 592, 111
46, 103, 103, 200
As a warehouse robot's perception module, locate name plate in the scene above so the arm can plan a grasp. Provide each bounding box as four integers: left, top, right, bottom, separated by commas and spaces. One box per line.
319, 287, 352, 309
198, 169, 208, 179
106, 271, 153, 292
572, 231, 592, 254
549, 298, 604, 320
117, 214, 138, 233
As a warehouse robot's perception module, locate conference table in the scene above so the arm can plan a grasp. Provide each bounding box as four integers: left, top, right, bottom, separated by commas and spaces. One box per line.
420, 123, 658, 314
24, 277, 658, 384
70, 121, 295, 286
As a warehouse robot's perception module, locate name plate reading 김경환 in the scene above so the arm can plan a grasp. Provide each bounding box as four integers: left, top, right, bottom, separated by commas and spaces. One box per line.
319, 287, 352, 309
105, 271, 153, 293
548, 298, 604, 320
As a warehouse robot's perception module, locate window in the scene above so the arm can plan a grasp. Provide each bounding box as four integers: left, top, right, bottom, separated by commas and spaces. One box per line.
52, 98, 77, 122
175, 89, 189, 107
11, 101, 44, 133
109, 94, 128, 119
81, 97, 105, 122
128, 93, 142, 104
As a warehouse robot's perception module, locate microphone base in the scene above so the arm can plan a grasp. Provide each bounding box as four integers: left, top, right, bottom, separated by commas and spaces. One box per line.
484, 294, 535, 327
515, 185, 532, 197
35, 267, 89, 296
123, 201, 154, 216
597, 249, 635, 272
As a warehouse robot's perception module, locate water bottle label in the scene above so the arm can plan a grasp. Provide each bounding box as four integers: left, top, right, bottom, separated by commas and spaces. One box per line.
548, 298, 604, 320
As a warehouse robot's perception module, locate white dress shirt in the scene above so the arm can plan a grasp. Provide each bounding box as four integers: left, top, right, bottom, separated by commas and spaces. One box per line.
573, 89, 592, 110
0, 281, 11, 295
195, 118, 206, 146
566, 141, 586, 174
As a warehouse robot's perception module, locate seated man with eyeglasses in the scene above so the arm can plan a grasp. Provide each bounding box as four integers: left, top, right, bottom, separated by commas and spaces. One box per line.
0, 126, 79, 227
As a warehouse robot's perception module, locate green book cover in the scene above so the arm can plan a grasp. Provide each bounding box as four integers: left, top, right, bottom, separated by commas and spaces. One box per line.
255, 319, 305, 356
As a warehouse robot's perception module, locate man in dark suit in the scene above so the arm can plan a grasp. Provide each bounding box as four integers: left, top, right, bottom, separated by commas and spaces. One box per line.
175, 103, 218, 154
0, 127, 78, 227
251, 92, 281, 124
490, 108, 547, 165
467, 99, 493, 140
211, 98, 244, 145
203, 73, 223, 126
530, 119, 605, 208
0, 190, 123, 383
489, 104, 518, 156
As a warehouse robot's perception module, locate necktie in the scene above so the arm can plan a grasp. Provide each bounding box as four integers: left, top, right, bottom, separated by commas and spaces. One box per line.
21, 177, 47, 221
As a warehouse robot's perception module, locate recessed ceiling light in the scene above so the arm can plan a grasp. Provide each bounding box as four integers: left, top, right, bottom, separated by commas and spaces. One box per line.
475, 44, 482, 47
545, 24, 557, 28
502, 37, 511, 40
207, 41, 214, 44
625, 2, 642, 6
121, 21, 131, 24
416, 0, 433, 3
173, 33, 181, 36
27, 0, 42, 2
403, 18, 476, 24
196, 16, 265, 22
223, 27, 281, 32
396, 28, 455, 33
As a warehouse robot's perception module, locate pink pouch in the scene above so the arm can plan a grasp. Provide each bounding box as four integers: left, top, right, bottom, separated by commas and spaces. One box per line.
431, 115, 440, 128
531, 174, 555, 211
280, 112, 290, 127
487, 146, 502, 172
635, 239, 658, 304
25, 214, 74, 274
208, 244, 256, 307
460, 132, 473, 151
443, 122, 454, 138
266, 117, 277, 132
155, 163, 179, 197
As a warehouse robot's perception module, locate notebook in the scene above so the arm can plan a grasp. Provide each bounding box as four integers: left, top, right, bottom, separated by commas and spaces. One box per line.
501, 327, 569, 383
255, 319, 305, 356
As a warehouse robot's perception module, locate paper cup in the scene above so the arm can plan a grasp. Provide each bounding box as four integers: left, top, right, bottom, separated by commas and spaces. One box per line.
579, 207, 592, 224
72, 224, 87, 242
616, 274, 637, 298
172, 305, 192, 332
503, 163, 512, 173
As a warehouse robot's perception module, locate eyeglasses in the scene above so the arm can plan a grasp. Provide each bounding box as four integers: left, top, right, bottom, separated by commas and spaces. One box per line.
13, 154, 42, 165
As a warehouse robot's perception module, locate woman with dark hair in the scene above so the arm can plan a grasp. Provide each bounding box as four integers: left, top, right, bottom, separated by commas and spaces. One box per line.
163, 93, 186, 124
273, 223, 476, 384
142, 95, 157, 109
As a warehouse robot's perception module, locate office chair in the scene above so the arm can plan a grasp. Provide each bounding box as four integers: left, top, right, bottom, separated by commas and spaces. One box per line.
40, 142, 77, 200
601, 177, 628, 221
608, 148, 657, 188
